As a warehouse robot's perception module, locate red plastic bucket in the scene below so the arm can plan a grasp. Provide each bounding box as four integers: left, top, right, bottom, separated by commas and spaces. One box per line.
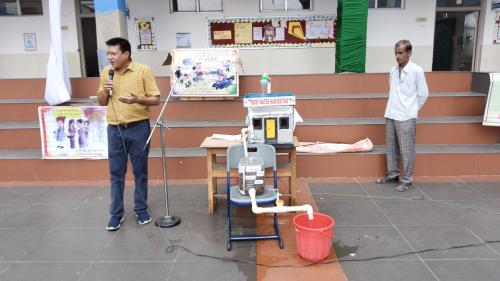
293, 212, 335, 262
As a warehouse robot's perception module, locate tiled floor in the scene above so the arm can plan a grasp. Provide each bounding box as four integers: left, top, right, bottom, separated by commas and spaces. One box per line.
310, 177, 500, 281
2, 177, 500, 281
0, 184, 256, 281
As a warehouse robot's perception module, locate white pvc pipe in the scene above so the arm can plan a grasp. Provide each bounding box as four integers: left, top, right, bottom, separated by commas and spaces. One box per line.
249, 188, 314, 220
241, 128, 249, 157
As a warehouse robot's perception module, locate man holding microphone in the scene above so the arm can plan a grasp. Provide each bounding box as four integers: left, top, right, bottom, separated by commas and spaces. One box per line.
97, 37, 160, 231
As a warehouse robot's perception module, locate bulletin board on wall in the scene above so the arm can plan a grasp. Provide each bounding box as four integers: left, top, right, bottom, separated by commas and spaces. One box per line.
207, 15, 336, 48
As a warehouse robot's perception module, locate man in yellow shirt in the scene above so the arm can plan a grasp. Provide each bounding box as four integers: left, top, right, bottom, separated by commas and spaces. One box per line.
97, 37, 160, 231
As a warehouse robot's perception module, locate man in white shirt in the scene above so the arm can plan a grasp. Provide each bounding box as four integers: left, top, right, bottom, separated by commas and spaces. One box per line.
376, 40, 429, 192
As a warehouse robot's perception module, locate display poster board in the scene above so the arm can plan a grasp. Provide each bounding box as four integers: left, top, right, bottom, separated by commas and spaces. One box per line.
23, 33, 37, 52
208, 15, 336, 48
494, 11, 500, 44
170, 48, 239, 97
38, 106, 108, 159
494, 0, 500, 43
135, 17, 157, 50
483, 73, 500, 126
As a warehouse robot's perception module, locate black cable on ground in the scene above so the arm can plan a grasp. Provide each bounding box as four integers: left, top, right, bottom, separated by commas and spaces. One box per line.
164, 239, 500, 268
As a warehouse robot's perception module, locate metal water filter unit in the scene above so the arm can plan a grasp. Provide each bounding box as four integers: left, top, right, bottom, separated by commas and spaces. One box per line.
243, 93, 296, 146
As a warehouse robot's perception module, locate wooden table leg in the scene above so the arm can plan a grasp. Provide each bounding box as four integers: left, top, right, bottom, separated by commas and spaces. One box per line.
207, 150, 214, 214
290, 148, 297, 205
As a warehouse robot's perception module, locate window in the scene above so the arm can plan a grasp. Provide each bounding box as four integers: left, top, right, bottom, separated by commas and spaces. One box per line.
79, 0, 94, 16
0, 0, 43, 16
369, 0, 403, 9
260, 0, 311, 11
437, 0, 481, 7
170, 0, 223, 12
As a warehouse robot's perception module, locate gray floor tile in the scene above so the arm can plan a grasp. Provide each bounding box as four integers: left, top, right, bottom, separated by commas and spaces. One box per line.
148, 184, 206, 203
29, 187, 98, 205
0, 229, 50, 261
375, 200, 462, 226
146, 202, 197, 228
451, 200, 500, 243
415, 182, 485, 201
361, 182, 428, 200
426, 260, 500, 281
158, 225, 188, 245
21, 229, 113, 261
341, 260, 436, 281
96, 226, 179, 261
0, 204, 19, 225
397, 225, 499, 259
149, 202, 243, 228
189, 202, 239, 228
56, 203, 110, 228
177, 226, 256, 261
0, 187, 49, 205
0, 263, 10, 275
317, 200, 391, 226
310, 183, 368, 201
168, 259, 255, 281
466, 223, 500, 248
85, 186, 134, 205
334, 226, 417, 260
81, 262, 172, 281
0, 262, 89, 281
463, 182, 500, 199
0, 204, 74, 228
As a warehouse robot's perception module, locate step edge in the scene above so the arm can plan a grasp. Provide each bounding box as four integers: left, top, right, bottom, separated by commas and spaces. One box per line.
2, 144, 500, 160
0, 116, 487, 129
0, 92, 485, 104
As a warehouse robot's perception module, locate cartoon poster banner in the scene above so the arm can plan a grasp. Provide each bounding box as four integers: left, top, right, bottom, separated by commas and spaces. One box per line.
38, 106, 108, 159
135, 17, 157, 50
171, 48, 239, 97
208, 15, 336, 48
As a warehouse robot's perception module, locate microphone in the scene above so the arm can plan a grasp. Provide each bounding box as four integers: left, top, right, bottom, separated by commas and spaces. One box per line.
108, 69, 115, 96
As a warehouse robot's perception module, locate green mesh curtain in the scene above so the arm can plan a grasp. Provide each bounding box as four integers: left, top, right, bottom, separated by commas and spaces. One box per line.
335, 0, 368, 73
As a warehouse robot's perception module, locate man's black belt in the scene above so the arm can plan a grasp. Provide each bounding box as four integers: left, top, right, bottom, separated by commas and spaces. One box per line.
110, 119, 149, 129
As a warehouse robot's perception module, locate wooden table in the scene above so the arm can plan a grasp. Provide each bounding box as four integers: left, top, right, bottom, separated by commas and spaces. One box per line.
200, 136, 298, 213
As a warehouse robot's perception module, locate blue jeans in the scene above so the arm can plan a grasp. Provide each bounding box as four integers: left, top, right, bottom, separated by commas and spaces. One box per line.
107, 121, 150, 218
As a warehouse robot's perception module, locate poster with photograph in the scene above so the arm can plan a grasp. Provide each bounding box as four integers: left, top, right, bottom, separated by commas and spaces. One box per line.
38, 106, 108, 159
135, 17, 156, 50
171, 49, 239, 97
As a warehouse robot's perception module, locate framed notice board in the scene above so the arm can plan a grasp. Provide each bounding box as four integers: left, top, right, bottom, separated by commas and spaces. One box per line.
483, 73, 500, 126
208, 15, 336, 48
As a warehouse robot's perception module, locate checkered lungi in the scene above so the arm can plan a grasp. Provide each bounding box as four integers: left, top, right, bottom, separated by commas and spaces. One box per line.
385, 118, 417, 184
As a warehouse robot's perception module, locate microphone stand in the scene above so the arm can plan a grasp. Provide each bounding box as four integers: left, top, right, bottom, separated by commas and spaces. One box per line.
144, 75, 181, 228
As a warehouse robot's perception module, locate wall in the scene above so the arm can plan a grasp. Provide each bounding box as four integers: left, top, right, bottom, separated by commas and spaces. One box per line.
479, 0, 500, 72
0, 0, 497, 79
126, 0, 337, 76
366, 0, 437, 72
0, 0, 81, 78
128, 0, 439, 75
